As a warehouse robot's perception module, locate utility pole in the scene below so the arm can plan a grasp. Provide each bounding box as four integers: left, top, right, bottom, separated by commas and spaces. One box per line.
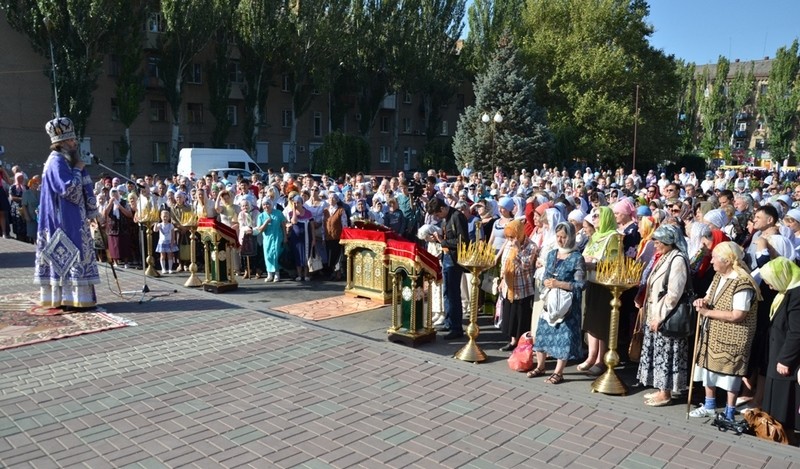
632, 84, 639, 171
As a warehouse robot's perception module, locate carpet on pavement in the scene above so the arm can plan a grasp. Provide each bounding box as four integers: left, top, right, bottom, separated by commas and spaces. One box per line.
272, 295, 385, 321
0, 292, 134, 350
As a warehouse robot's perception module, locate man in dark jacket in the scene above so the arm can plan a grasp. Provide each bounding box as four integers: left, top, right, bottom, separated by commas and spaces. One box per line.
428, 197, 470, 340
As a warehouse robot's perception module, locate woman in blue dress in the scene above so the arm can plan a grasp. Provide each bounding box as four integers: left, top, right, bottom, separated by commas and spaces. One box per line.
529, 222, 586, 384
254, 199, 287, 282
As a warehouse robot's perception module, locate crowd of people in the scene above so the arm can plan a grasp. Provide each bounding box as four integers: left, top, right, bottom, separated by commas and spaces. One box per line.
8, 119, 800, 439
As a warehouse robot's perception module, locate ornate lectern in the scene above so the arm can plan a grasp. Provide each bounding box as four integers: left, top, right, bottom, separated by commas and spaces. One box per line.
197, 218, 239, 293
340, 223, 395, 304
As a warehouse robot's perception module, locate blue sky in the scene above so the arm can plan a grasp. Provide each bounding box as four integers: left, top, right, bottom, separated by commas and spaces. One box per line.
647, 0, 800, 64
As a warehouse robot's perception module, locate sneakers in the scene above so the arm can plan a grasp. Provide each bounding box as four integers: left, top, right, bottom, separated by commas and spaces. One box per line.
432, 314, 445, 326
168, 270, 174, 274
265, 274, 273, 282
273, 275, 280, 283
295, 276, 303, 281
160, 270, 167, 275
689, 406, 716, 418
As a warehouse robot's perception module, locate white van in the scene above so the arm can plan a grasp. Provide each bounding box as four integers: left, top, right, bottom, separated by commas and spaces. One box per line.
177, 148, 263, 179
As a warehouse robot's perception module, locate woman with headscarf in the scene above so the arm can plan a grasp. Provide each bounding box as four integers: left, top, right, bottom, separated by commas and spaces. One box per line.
690, 242, 760, 420
254, 198, 287, 282
323, 192, 348, 281
497, 220, 538, 352
237, 199, 260, 279
529, 222, 586, 383
568, 210, 588, 252
759, 257, 800, 432
286, 194, 316, 281
637, 225, 691, 407
104, 188, 134, 267
703, 208, 729, 231
488, 196, 515, 253
690, 226, 730, 297
578, 206, 619, 376
687, 201, 714, 259
782, 208, 800, 257
350, 198, 373, 223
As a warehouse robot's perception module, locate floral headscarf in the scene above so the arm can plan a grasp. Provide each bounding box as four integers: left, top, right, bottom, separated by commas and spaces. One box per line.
652, 224, 688, 257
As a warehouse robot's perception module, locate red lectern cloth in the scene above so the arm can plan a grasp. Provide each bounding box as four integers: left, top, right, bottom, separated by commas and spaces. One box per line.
341, 227, 441, 281
198, 218, 240, 248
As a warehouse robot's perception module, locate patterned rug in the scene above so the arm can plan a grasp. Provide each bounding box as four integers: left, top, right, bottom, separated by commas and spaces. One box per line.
0, 292, 133, 351
272, 295, 386, 321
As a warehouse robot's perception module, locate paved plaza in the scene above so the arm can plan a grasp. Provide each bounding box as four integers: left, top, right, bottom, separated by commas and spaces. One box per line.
1, 237, 799, 468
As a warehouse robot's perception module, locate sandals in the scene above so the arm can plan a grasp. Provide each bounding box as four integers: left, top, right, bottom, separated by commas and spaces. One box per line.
526, 368, 546, 378
576, 362, 593, 372
545, 373, 564, 385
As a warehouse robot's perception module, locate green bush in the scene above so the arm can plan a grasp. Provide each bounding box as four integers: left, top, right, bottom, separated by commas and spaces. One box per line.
311, 131, 371, 178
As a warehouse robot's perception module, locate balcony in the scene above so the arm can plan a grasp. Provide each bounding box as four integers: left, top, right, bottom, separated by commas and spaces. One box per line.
734, 130, 747, 139
735, 112, 749, 121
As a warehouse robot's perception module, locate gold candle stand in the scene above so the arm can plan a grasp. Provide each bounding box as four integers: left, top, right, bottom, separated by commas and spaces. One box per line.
180, 211, 202, 287
454, 240, 495, 363
138, 207, 161, 278
590, 234, 644, 396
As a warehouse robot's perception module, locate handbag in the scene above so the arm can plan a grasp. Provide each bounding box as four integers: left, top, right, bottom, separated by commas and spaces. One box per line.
540, 286, 572, 327
481, 272, 499, 295
629, 307, 645, 362
307, 246, 323, 272
657, 254, 696, 338
507, 332, 534, 372
742, 408, 790, 444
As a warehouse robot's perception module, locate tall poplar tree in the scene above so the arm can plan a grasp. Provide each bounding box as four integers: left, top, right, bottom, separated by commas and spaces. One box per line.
698, 56, 729, 157
759, 40, 800, 160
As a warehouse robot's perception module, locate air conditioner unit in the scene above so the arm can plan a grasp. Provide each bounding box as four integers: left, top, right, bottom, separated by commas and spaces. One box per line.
355, 113, 362, 121
414, 130, 421, 135
177, 135, 184, 143
298, 145, 306, 153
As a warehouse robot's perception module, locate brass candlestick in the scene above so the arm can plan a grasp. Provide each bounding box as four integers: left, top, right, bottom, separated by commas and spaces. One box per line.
455, 239, 496, 363
139, 207, 161, 278
590, 233, 644, 396
181, 211, 201, 287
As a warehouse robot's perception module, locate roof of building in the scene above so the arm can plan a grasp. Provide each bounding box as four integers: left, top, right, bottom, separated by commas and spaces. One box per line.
695, 58, 773, 80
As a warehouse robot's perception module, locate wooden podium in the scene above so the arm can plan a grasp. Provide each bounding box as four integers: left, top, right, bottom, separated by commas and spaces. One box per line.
197, 218, 239, 293
340, 223, 395, 304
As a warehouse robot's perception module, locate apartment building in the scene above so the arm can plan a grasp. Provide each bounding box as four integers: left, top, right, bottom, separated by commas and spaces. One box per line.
0, 15, 472, 178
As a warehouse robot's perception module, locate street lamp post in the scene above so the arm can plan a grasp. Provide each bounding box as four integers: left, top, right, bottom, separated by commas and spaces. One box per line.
43, 17, 60, 118
481, 111, 503, 174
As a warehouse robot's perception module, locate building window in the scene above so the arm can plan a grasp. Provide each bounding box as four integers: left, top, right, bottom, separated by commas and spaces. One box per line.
187, 63, 202, 84
313, 111, 322, 137
147, 13, 164, 33
228, 61, 243, 84
733, 141, 744, 149
108, 55, 120, 77
282, 109, 292, 128
403, 91, 412, 104
402, 118, 412, 134
145, 56, 160, 87
757, 120, 765, 131
282, 74, 290, 92
738, 122, 746, 131
187, 103, 203, 124
111, 98, 120, 121
403, 146, 413, 165
760, 84, 768, 95
112, 141, 126, 164
150, 100, 166, 122
756, 139, 765, 150
152, 142, 169, 163
440, 120, 448, 136
380, 146, 390, 163
380, 116, 389, 133
227, 105, 238, 126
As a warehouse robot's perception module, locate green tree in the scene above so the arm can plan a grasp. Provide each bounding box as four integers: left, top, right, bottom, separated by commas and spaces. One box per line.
520, 0, 679, 169
312, 131, 370, 178
3, 0, 126, 141
112, 1, 146, 177
461, 0, 524, 75
452, 38, 551, 175
207, 39, 232, 148
726, 61, 755, 151
234, 0, 286, 159
697, 56, 730, 157
281, 0, 350, 171
675, 60, 699, 154
759, 40, 800, 160
158, 0, 224, 171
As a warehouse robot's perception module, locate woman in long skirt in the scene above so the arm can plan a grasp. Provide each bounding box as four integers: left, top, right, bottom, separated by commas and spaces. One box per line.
254, 199, 287, 282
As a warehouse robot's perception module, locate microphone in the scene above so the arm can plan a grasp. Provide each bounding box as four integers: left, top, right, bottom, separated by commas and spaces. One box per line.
88, 152, 100, 165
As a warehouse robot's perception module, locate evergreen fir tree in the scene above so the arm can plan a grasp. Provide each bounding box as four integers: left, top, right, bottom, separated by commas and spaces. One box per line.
453, 37, 552, 175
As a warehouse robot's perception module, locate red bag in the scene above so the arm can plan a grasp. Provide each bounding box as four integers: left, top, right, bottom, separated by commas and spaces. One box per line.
508, 332, 534, 372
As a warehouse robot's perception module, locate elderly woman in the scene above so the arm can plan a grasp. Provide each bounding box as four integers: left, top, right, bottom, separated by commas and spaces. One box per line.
637, 225, 691, 407
254, 199, 287, 282
323, 193, 348, 280
9, 172, 27, 241
237, 199, 259, 279
495, 220, 537, 352
758, 258, 800, 432
529, 222, 586, 384
689, 226, 729, 297
170, 191, 193, 272
105, 188, 134, 267
579, 206, 619, 376
690, 242, 759, 420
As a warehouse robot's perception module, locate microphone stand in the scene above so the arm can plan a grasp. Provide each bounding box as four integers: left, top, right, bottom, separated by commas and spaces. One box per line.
89, 153, 176, 303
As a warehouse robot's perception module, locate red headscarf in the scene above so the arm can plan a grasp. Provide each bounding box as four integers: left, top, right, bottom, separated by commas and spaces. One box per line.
696, 229, 729, 277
